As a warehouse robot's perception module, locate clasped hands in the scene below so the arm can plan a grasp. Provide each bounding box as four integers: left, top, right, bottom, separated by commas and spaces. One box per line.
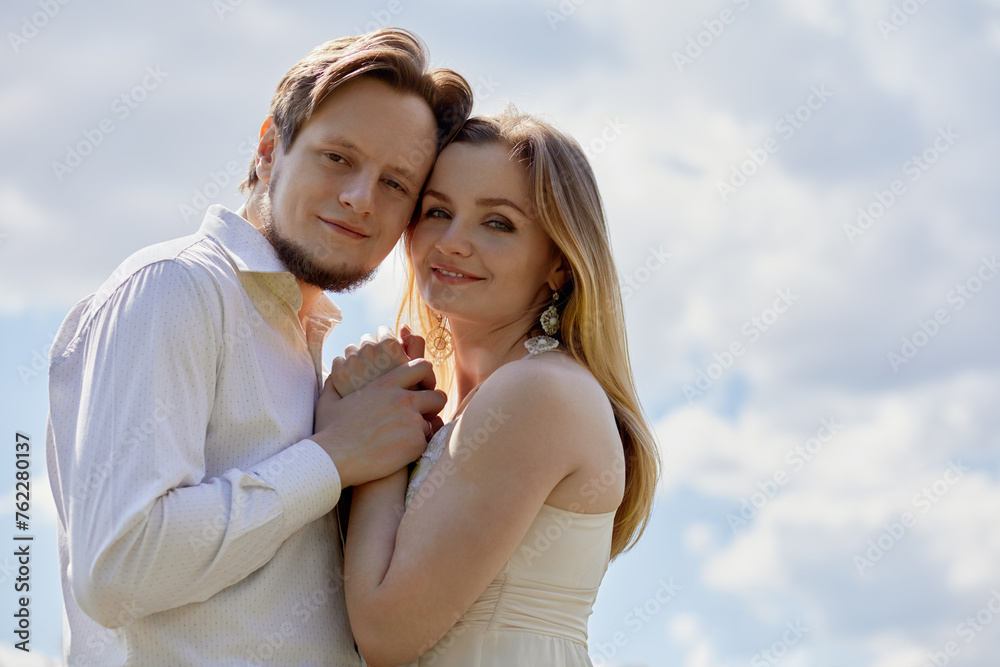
309, 325, 447, 488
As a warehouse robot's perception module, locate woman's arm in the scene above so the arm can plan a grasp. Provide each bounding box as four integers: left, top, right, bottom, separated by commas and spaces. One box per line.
344, 358, 615, 667
342, 468, 408, 608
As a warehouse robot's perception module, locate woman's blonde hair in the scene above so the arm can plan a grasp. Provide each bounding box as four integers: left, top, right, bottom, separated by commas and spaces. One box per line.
398, 112, 660, 558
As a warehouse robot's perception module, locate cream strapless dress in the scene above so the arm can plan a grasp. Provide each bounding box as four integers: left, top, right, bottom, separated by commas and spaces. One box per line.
403, 418, 616, 666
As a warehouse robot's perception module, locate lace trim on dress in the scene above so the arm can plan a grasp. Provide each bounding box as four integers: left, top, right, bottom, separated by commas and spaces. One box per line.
405, 419, 459, 508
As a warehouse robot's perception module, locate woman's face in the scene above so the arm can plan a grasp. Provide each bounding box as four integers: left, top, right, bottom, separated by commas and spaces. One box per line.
410, 141, 562, 331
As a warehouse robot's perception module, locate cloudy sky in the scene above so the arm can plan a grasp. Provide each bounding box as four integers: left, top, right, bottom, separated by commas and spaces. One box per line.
2, 0, 999, 665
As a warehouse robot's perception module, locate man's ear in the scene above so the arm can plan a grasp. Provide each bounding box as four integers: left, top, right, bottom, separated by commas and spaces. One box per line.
254, 118, 278, 185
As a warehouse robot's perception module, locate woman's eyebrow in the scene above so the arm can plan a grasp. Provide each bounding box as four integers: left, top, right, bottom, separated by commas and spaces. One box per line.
423, 189, 451, 203
477, 197, 527, 216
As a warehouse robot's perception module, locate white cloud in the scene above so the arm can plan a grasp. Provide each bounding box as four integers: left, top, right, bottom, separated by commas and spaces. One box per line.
989, 19, 1000, 50
654, 370, 1000, 661
0, 474, 58, 526
777, 0, 848, 35
0, 642, 60, 666
0, 184, 54, 233
667, 613, 724, 667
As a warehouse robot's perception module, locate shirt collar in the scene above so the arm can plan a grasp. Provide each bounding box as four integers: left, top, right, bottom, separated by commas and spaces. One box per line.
199, 204, 343, 327
201, 204, 287, 274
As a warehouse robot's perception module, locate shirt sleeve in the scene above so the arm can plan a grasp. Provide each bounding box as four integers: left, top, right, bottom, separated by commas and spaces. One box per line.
50, 259, 341, 628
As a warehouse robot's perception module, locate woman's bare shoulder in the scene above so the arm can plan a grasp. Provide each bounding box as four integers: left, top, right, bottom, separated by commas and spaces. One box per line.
460, 352, 622, 492
490, 350, 605, 393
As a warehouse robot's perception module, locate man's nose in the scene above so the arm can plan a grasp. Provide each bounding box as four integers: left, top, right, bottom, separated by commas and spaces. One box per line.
339, 173, 376, 215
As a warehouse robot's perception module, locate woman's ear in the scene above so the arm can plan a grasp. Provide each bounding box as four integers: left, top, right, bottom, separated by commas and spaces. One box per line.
546, 256, 572, 293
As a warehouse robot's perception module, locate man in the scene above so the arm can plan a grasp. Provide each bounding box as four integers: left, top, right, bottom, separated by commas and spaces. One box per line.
46, 29, 472, 665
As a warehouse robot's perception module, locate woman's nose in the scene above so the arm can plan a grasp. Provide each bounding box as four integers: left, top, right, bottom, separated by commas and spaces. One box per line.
433, 219, 473, 256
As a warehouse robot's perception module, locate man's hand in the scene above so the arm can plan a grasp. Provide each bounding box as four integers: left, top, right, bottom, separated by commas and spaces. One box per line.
312, 357, 447, 488
329, 325, 434, 397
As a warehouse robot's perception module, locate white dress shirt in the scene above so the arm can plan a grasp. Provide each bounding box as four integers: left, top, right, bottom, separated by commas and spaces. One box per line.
46, 205, 363, 666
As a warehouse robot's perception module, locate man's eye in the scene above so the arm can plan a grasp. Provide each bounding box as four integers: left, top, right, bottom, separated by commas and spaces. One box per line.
326, 153, 346, 163
385, 178, 403, 191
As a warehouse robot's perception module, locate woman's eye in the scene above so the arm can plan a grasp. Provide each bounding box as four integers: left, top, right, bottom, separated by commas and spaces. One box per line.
326, 153, 346, 164
486, 218, 514, 232
425, 207, 451, 220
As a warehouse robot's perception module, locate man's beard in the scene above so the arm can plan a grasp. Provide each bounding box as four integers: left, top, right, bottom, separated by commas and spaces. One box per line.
257, 179, 377, 293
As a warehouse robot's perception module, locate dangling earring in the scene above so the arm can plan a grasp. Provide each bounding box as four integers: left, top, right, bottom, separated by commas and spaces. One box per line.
525, 290, 561, 356
426, 313, 454, 365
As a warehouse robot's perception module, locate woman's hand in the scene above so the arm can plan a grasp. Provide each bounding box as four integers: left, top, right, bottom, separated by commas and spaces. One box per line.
400, 326, 444, 437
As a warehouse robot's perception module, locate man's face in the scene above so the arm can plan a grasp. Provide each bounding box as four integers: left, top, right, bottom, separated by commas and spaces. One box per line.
254, 76, 438, 292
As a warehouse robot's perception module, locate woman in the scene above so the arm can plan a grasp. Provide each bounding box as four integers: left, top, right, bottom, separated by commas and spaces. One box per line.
339, 112, 659, 666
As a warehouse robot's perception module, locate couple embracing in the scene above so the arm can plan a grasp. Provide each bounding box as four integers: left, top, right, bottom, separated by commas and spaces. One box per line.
46, 28, 659, 666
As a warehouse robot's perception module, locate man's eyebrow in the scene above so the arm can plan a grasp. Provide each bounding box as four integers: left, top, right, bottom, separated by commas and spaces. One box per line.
318, 135, 365, 156
390, 161, 416, 182
319, 135, 416, 182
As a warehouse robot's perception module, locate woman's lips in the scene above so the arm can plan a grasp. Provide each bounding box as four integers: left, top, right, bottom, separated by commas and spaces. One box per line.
431, 265, 484, 284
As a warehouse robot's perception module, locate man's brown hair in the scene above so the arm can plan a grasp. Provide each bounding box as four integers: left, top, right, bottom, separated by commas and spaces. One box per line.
239, 28, 473, 194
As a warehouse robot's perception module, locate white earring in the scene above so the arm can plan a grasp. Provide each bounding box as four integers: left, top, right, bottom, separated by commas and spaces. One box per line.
524, 291, 560, 356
